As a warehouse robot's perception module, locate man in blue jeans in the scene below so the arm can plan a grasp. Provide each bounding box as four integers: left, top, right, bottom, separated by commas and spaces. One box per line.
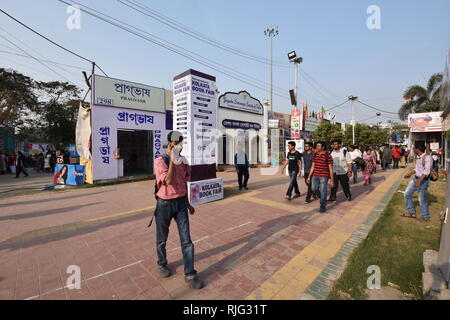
281, 141, 302, 200
401, 144, 432, 222
154, 131, 204, 289
307, 142, 335, 213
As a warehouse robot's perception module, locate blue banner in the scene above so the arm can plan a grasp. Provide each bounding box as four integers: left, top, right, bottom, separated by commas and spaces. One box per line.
53, 164, 86, 185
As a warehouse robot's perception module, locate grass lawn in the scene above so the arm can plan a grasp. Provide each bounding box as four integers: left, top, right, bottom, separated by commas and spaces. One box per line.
327, 176, 446, 300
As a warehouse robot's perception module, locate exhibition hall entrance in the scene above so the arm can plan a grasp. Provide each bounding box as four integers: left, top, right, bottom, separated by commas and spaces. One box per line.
117, 129, 153, 176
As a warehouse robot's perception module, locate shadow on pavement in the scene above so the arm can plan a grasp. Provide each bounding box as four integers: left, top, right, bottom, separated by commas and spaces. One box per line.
0, 190, 114, 208
0, 202, 103, 221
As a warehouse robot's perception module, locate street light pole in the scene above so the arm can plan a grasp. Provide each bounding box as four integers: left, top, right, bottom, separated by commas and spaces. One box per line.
264, 27, 278, 112
348, 95, 358, 145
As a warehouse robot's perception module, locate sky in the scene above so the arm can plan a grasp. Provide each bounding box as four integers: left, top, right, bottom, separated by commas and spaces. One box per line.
1, 0, 449, 125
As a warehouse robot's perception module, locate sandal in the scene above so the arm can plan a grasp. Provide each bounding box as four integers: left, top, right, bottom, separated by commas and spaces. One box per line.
417, 217, 430, 223
400, 212, 417, 219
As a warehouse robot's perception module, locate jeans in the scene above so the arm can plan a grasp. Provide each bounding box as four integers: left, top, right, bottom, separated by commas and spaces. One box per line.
15, 166, 28, 178
330, 173, 351, 200
304, 172, 313, 200
311, 176, 329, 211
236, 166, 249, 188
352, 163, 358, 184
404, 176, 430, 220
155, 197, 196, 276
286, 170, 300, 197
382, 161, 390, 169
393, 158, 400, 169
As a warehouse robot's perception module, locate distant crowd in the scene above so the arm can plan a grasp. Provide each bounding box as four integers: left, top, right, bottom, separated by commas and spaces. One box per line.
0, 149, 73, 178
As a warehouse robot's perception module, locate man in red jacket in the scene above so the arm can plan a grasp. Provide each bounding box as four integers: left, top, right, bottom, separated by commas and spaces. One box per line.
392, 145, 402, 169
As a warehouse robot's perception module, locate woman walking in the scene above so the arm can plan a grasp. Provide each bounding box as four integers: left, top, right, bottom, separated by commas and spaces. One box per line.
363, 149, 377, 185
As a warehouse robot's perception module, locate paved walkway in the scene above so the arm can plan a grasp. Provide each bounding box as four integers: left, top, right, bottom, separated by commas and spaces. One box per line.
0, 166, 405, 300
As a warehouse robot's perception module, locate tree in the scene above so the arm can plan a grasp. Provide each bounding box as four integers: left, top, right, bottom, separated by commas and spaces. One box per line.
32, 81, 82, 147
343, 124, 389, 147
312, 121, 343, 146
0, 68, 38, 126
398, 73, 443, 120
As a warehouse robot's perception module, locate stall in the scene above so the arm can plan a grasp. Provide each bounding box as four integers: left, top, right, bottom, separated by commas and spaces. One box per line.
90, 75, 168, 182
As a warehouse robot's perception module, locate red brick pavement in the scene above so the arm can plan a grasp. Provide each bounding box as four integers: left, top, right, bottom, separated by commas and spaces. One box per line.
0, 168, 392, 300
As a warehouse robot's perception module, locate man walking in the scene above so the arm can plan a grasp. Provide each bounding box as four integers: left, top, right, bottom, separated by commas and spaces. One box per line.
234, 151, 249, 190
348, 145, 362, 184
281, 141, 302, 200
307, 142, 334, 213
401, 144, 432, 222
302, 142, 316, 203
153, 131, 204, 289
329, 140, 353, 202
15, 151, 29, 178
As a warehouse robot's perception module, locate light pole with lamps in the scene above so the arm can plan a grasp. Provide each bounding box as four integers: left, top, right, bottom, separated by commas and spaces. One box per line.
264, 27, 278, 112
287, 51, 303, 106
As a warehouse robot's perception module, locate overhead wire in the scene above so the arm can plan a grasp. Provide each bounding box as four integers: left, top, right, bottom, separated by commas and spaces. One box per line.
56, 0, 294, 101
0, 49, 88, 70
118, 0, 292, 68
0, 8, 108, 77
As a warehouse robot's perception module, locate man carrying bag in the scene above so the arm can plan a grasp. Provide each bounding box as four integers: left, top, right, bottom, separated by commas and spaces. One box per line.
153, 131, 204, 289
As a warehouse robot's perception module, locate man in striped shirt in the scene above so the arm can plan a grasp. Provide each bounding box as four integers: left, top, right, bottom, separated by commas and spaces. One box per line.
307, 142, 335, 213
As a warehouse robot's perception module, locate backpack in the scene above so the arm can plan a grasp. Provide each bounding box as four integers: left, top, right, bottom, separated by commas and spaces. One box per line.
148, 154, 170, 227
422, 155, 438, 182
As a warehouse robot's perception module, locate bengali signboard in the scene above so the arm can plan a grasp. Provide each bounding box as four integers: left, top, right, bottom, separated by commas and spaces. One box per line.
218, 91, 263, 115
93, 75, 165, 113
173, 69, 217, 166
222, 119, 261, 130
268, 119, 279, 129
188, 177, 224, 205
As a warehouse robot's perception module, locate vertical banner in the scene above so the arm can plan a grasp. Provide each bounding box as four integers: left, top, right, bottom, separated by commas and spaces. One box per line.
173, 70, 217, 165
290, 107, 301, 139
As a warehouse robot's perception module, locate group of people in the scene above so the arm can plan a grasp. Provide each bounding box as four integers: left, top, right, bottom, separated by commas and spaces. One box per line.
0, 151, 30, 178
150, 130, 437, 292
280, 140, 375, 213
0, 149, 71, 178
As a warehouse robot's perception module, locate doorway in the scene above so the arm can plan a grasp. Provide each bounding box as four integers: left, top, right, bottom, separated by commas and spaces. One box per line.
117, 129, 152, 176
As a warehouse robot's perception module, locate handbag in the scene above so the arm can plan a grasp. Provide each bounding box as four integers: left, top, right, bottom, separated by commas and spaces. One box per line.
422, 155, 438, 182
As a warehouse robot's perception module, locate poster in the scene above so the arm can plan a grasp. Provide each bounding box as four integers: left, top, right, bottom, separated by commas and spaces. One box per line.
290, 108, 302, 139
188, 178, 224, 206
53, 164, 86, 186
173, 69, 217, 166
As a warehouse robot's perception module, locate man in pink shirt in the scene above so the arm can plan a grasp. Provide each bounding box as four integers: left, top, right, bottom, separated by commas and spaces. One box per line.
153, 131, 203, 289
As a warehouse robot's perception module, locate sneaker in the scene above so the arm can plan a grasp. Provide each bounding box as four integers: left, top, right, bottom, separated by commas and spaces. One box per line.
185, 274, 204, 289
292, 193, 301, 199
347, 195, 352, 202
244, 186, 248, 190
285, 195, 291, 200
319, 208, 326, 213
305, 198, 311, 203
158, 265, 171, 278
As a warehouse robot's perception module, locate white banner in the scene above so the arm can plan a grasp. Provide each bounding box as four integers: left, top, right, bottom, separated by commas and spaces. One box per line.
93, 75, 165, 113
188, 177, 224, 205
75, 102, 92, 160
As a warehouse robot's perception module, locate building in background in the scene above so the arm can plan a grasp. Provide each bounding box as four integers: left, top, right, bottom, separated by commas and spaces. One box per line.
217, 91, 264, 166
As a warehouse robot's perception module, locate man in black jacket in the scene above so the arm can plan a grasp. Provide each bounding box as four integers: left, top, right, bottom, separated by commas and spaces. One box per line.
15, 151, 29, 178
234, 152, 250, 190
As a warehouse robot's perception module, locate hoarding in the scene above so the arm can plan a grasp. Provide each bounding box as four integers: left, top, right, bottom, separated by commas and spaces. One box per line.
93, 75, 165, 113
218, 91, 263, 115
408, 112, 442, 129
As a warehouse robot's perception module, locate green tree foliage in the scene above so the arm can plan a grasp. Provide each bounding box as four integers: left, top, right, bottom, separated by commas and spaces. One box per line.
398, 73, 443, 120
1, 68, 82, 147
0, 68, 38, 126
32, 81, 81, 147
313, 121, 390, 147
312, 121, 343, 146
